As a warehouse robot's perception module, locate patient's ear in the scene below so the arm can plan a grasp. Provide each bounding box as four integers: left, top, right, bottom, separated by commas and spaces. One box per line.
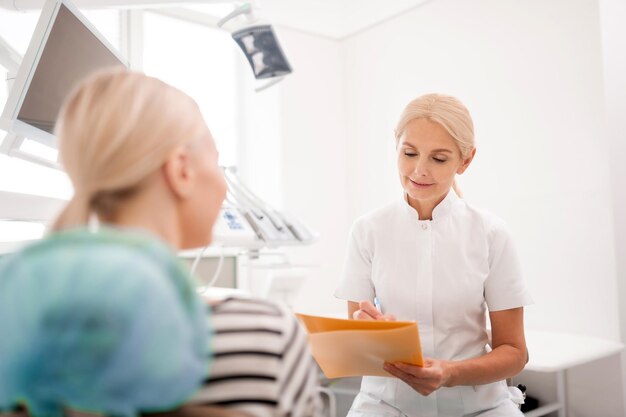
162, 146, 196, 199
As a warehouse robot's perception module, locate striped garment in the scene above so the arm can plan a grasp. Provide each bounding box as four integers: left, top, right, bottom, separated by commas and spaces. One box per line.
189, 297, 323, 417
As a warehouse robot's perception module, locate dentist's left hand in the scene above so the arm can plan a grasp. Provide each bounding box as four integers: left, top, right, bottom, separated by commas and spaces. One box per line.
383, 358, 453, 396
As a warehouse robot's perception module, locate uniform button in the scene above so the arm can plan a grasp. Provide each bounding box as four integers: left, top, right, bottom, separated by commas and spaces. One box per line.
421, 223, 428, 230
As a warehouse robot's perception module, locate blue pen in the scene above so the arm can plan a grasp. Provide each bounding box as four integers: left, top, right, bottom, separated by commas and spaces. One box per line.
374, 297, 382, 313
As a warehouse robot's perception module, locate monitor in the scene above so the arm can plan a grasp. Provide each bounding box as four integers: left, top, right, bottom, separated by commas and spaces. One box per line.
0, 0, 127, 153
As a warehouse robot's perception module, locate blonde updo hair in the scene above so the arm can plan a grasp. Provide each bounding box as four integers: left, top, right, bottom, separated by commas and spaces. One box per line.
394, 93, 475, 196
52, 68, 206, 231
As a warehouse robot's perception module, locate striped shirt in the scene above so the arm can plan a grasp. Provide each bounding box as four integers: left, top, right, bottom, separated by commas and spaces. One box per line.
189, 297, 322, 417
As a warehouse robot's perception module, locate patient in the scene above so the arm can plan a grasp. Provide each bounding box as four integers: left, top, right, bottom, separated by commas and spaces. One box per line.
0, 69, 320, 417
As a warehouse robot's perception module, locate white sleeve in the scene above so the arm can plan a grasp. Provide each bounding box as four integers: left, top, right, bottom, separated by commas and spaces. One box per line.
334, 219, 376, 302
484, 218, 534, 312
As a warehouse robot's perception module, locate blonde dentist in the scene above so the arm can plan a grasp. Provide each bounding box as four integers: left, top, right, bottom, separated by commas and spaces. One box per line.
335, 94, 533, 417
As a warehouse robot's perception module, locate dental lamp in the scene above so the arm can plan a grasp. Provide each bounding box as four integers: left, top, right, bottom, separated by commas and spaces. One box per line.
218, 3, 292, 92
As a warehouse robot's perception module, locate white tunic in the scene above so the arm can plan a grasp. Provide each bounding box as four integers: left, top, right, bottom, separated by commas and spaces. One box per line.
335, 190, 533, 417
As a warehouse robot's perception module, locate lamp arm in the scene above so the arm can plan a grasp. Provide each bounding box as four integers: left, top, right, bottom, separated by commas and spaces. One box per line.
217, 2, 252, 27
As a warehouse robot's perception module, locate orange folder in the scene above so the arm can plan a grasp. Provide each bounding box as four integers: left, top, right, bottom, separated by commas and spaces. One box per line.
296, 313, 424, 378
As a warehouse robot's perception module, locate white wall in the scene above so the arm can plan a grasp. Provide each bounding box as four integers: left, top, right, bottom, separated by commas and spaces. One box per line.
237, 64, 284, 208
599, 0, 626, 410
273, 28, 349, 317
272, 0, 625, 415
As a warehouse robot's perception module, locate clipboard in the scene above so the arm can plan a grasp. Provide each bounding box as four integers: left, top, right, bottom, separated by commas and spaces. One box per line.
296, 313, 424, 378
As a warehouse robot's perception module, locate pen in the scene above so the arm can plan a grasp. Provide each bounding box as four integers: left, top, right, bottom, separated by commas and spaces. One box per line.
374, 297, 382, 313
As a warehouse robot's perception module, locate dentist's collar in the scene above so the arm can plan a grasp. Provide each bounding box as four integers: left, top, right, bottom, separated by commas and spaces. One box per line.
401, 188, 460, 221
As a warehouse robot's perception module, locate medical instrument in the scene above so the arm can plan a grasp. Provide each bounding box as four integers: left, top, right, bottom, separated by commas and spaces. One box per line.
215, 167, 316, 248
191, 243, 225, 292
189, 167, 315, 291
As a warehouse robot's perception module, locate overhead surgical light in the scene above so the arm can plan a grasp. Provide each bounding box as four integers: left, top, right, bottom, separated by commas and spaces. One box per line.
218, 3, 292, 92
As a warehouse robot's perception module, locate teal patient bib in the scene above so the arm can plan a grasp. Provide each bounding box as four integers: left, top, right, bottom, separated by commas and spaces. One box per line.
0, 227, 210, 417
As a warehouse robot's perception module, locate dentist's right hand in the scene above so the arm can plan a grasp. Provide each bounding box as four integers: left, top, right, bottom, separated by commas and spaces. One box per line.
352, 300, 396, 321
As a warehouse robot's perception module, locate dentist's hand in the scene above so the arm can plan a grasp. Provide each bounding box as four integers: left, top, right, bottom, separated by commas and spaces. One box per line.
352, 300, 396, 321
383, 358, 453, 396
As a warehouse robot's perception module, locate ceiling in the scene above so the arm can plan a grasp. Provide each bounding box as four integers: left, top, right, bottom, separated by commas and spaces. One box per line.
194, 0, 433, 40
0, 0, 433, 40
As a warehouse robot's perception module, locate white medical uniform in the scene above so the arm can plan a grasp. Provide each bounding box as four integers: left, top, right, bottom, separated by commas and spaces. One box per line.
335, 190, 533, 417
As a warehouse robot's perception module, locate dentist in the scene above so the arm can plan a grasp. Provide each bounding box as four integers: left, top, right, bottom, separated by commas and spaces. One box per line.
335, 94, 533, 417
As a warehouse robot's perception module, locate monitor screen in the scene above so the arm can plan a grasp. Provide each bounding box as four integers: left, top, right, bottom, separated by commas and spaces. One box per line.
0, 0, 126, 154
17, 4, 124, 135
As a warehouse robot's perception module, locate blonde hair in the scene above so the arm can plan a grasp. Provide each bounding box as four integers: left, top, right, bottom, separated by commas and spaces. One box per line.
52, 69, 206, 231
394, 93, 475, 196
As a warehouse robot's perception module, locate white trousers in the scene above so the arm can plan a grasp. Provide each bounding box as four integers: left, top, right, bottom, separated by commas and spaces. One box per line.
464, 399, 523, 417
346, 397, 523, 417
